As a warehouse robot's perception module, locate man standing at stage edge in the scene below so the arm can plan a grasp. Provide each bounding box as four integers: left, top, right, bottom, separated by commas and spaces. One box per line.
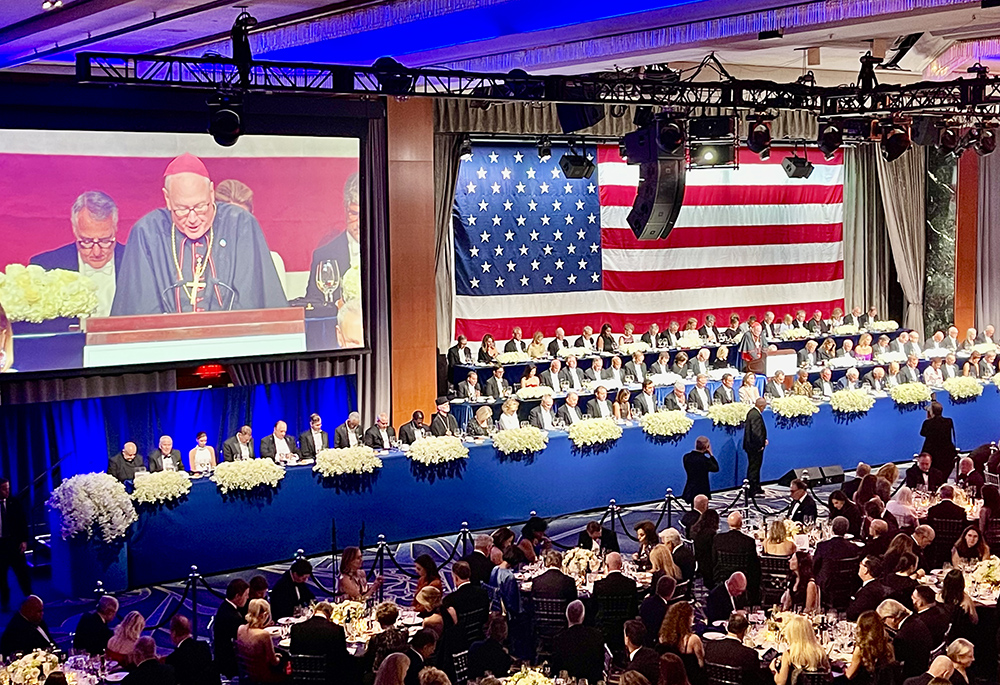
111, 153, 287, 315
743, 398, 768, 495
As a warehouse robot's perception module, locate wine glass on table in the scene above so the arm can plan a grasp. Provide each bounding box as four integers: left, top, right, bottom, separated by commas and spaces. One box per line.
315, 260, 341, 305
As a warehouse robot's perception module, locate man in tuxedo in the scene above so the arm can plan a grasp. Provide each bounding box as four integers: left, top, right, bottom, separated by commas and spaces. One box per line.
814, 516, 863, 585
504, 326, 528, 353
680, 494, 708, 538
806, 310, 828, 334
404, 629, 437, 685
713, 513, 759, 595
222, 426, 254, 462
890, 331, 909, 354
688, 349, 711, 377
399, 410, 427, 444
362, 413, 396, 450
539, 359, 563, 393
902, 656, 954, 685
298, 413, 330, 459
148, 435, 184, 472
0, 596, 54, 657
289, 602, 350, 680
864, 520, 892, 557
547, 327, 571, 356
686, 374, 713, 411
575, 325, 596, 349
624, 351, 648, 381
703, 612, 765, 685
842, 462, 870, 500
213, 579, 249, 678
796, 340, 819, 366
660, 321, 681, 347
660, 528, 695, 582
0, 478, 31, 611
976, 324, 996, 344
455, 370, 481, 400
108, 441, 141, 482
911, 586, 951, 648
699, 314, 721, 342
591, 553, 638, 651
897, 355, 921, 384
271, 559, 316, 620
461, 535, 496, 585
641, 323, 661, 347
877, 599, 932, 679
814, 367, 836, 396
862, 366, 888, 392
743, 398, 767, 495
447, 335, 474, 368
468, 614, 512, 680
761, 311, 777, 339
941, 352, 960, 379
528, 395, 557, 430
122, 637, 175, 685
847, 556, 888, 621
624, 620, 660, 685
944, 326, 960, 351
484, 365, 510, 398
30, 191, 126, 319
706, 572, 748, 624
788, 479, 818, 523
837, 367, 862, 391
73, 595, 118, 656
926, 331, 946, 350
844, 306, 864, 327
600, 356, 624, 384
166, 615, 220, 685
430, 398, 460, 436
559, 355, 586, 390
682, 436, 719, 503
531, 551, 577, 602
551, 601, 605, 684
764, 370, 786, 398
927, 485, 966, 523
557, 392, 585, 425
333, 412, 364, 448
585, 357, 605, 382
442, 561, 490, 631
857, 305, 877, 327
632, 379, 658, 417
663, 381, 688, 411
639, 576, 675, 647
714, 373, 736, 404
260, 421, 299, 462
578, 521, 620, 554
586, 386, 614, 418
955, 456, 985, 496
649, 352, 671, 376
904, 453, 946, 492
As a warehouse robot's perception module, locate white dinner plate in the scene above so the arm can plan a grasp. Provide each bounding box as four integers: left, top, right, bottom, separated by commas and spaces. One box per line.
105, 673, 128, 683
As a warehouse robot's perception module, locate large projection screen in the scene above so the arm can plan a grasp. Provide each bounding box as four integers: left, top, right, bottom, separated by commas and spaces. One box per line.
0, 130, 363, 375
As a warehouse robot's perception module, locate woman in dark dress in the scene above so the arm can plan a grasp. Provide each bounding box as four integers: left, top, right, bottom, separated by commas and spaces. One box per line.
656, 602, 704, 685
920, 401, 957, 477
781, 551, 819, 613
691, 509, 719, 587
596, 323, 617, 352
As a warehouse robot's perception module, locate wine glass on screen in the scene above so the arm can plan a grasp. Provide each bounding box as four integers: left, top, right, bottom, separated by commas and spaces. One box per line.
315, 260, 341, 305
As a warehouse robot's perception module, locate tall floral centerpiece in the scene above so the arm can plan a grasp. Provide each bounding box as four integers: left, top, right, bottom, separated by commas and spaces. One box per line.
46, 473, 137, 543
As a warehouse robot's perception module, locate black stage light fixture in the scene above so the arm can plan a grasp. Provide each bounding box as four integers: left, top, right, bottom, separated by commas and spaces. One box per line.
688, 116, 735, 140
973, 123, 997, 156
537, 136, 552, 162
938, 123, 961, 154
817, 122, 843, 160
880, 123, 911, 162
633, 105, 655, 128
621, 114, 687, 240
857, 52, 881, 93
458, 135, 473, 161
208, 92, 243, 147
231, 9, 258, 89
746, 115, 772, 159
556, 103, 606, 133
657, 118, 685, 154
782, 144, 814, 179
372, 56, 415, 96
559, 142, 596, 179
690, 143, 735, 167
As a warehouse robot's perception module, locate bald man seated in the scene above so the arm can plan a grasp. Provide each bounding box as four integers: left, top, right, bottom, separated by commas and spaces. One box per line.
0, 596, 55, 656
108, 442, 142, 482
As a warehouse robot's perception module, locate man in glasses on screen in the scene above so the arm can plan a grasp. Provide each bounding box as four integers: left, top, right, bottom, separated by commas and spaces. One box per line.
30, 191, 126, 318
110, 153, 287, 316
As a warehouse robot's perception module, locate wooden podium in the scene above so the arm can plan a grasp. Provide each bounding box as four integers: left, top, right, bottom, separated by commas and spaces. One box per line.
82, 308, 306, 367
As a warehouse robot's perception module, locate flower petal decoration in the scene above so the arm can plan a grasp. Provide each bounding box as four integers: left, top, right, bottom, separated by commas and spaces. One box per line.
0, 264, 98, 322
779, 327, 810, 341
889, 382, 933, 406
492, 426, 548, 455
131, 470, 192, 505
619, 341, 650, 356
830, 389, 875, 415
706, 402, 752, 426
770, 395, 820, 419
866, 320, 899, 332
516, 385, 554, 400
833, 324, 860, 335
497, 351, 530, 364
211, 459, 286, 493
942, 376, 983, 401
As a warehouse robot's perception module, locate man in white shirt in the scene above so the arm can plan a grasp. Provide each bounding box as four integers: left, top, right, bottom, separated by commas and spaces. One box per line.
890, 331, 910, 354
687, 374, 713, 411
922, 357, 944, 386
764, 370, 786, 398
261, 420, 297, 462
664, 381, 688, 411
862, 366, 887, 391
298, 413, 329, 459
363, 412, 396, 449
836, 367, 861, 391
529, 395, 557, 430
942, 353, 960, 379
557, 391, 585, 425
897, 355, 921, 384
797, 340, 818, 366
927, 331, 946, 350
585, 357, 604, 382
945, 326, 960, 351
222, 426, 253, 462
976, 324, 996, 344
814, 368, 835, 396
714, 373, 736, 404
334, 412, 363, 448
540, 359, 563, 392
585, 386, 613, 418
689, 349, 711, 377
575, 325, 596, 350
632, 379, 658, 417
602, 356, 625, 384
560, 356, 585, 390
845, 306, 864, 327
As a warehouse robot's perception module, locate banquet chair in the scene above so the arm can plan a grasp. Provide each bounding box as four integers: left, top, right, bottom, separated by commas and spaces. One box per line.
592, 594, 634, 653
705, 661, 743, 685
759, 554, 792, 606
713, 550, 754, 586
925, 518, 966, 569
288, 654, 326, 683
985, 522, 1000, 550
985, 471, 1000, 487
667, 579, 691, 605
820, 557, 860, 611
452, 649, 470, 685
455, 605, 490, 649
797, 670, 833, 684
531, 596, 569, 659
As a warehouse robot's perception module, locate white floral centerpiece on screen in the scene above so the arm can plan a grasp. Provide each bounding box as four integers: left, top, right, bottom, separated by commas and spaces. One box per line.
640, 410, 694, 438
567, 418, 622, 448
492, 427, 548, 455
830, 389, 875, 414
46, 472, 137, 543
131, 470, 192, 505
562, 547, 600, 579
867, 320, 899, 332
408, 436, 469, 465
0, 264, 98, 323
313, 446, 383, 477
889, 382, 932, 406
780, 327, 810, 341
516, 385, 554, 400
942, 376, 983, 400
770, 395, 820, 419
619, 341, 650, 356
0, 650, 61, 685
211, 459, 286, 493
497, 351, 530, 364
707, 402, 752, 426
833, 324, 860, 336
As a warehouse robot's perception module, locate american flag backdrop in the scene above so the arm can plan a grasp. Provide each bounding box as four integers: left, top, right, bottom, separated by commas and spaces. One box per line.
451, 143, 845, 340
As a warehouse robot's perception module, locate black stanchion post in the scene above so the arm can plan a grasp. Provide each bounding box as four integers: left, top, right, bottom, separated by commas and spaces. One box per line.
606, 499, 617, 535
93, 580, 106, 599
331, 518, 338, 577
189, 566, 199, 639
665, 489, 674, 529
460, 522, 470, 558
742, 479, 751, 521
377, 534, 387, 602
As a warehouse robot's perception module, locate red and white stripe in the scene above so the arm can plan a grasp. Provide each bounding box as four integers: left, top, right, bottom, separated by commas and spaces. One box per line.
453, 145, 845, 339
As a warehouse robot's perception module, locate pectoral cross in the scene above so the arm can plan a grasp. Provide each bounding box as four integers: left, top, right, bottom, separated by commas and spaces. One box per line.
184, 277, 206, 307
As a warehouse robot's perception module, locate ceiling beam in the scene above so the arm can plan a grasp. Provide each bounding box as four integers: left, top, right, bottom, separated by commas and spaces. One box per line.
0, 0, 136, 46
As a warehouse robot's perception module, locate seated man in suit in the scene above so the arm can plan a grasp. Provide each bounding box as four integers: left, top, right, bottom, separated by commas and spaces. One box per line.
399, 411, 428, 444
0, 596, 54, 657
539, 359, 563, 393
640, 323, 661, 347
806, 310, 828, 334
504, 326, 528, 354
591, 553, 638, 652
631, 379, 658, 417
713, 374, 736, 404
862, 366, 888, 392
531, 551, 577, 602
73, 595, 118, 656
663, 381, 688, 411
260, 421, 299, 463
404, 630, 438, 685
640, 576, 675, 646
904, 453, 946, 493
703, 612, 765, 685
764, 371, 786, 398
813, 516, 863, 587
890, 331, 910, 354
288, 601, 349, 680
166, 615, 220, 685
557, 392, 585, 425
575, 325, 596, 349
649, 352, 671, 376
578, 520, 620, 554
877, 599, 932, 679
362, 413, 396, 449
147, 435, 184, 473
122, 636, 175, 685
559, 356, 586, 390
528, 394, 557, 430
460, 535, 496, 585
547, 327, 571, 356
661, 527, 695, 582
585, 357, 605, 382
713, 512, 759, 596
847, 556, 888, 621
108, 442, 141, 483
213, 579, 250, 678
624, 620, 660, 685
455, 370, 482, 400
926, 484, 966, 522
484, 365, 510, 399
813, 368, 836, 397
442, 561, 490, 635
271, 559, 317, 620
796, 340, 819, 366
688, 348, 712, 377
896, 355, 921, 384
585, 385, 614, 419
910, 586, 951, 649
551, 601, 605, 684
836, 367, 862, 391
788, 479, 818, 523
686, 374, 713, 411
333, 412, 364, 448
468, 614, 512, 680
602, 355, 626, 384
298, 413, 330, 459
705, 572, 747, 625
447, 335, 474, 368
624, 351, 648, 382
222, 426, 254, 462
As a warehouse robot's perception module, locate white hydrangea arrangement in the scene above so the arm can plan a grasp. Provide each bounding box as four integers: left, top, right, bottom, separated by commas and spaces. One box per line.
408, 436, 469, 465
707, 402, 752, 426
973, 342, 999, 355
943, 376, 984, 400
0, 264, 98, 323
516, 385, 554, 400
567, 418, 622, 448
0, 650, 61, 685
508, 671, 555, 685
46, 473, 137, 543
971, 556, 1000, 587
770, 395, 820, 419
867, 320, 899, 332
780, 327, 810, 341
830, 389, 875, 414
131, 470, 192, 505
497, 351, 529, 364
211, 459, 286, 493
562, 547, 600, 578
557, 346, 586, 358
640, 410, 694, 438
889, 382, 932, 406
619, 341, 650, 356
313, 446, 383, 477
492, 427, 548, 455
876, 351, 907, 364
833, 324, 860, 335
329, 600, 367, 626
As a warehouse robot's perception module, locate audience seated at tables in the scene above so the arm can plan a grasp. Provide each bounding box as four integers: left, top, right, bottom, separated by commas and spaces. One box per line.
517, 516, 551, 564
649, 543, 683, 589
236, 599, 285, 684
712, 512, 760, 596
272, 558, 318, 618
442, 561, 490, 630
844, 610, 898, 684
460, 535, 496, 586
591, 552, 639, 651
951, 525, 990, 567
880, 534, 919, 585
864, 519, 892, 558
954, 457, 984, 497
624, 620, 661, 685
763, 519, 797, 557
121, 636, 175, 685
882, 552, 919, 608
946, 638, 975, 685
703, 612, 763, 685
633, 520, 658, 571
414, 587, 450, 639
847, 556, 888, 621
656, 601, 704, 683
490, 527, 515, 566
413, 554, 443, 607
705, 572, 747, 625
213, 579, 250, 679
927, 485, 966, 524
338, 549, 380, 604
165, 615, 220, 685
288, 601, 350, 681
814, 516, 863, 586
577, 520, 620, 554
910, 586, 950, 649
106, 610, 146, 670
640, 575, 676, 647
73, 594, 118, 656
403, 629, 438, 685
0, 595, 55, 658
886, 486, 919, 530
467, 613, 512, 679
787, 480, 818, 523
550, 600, 605, 685
365, 603, 408, 674
769, 614, 830, 685
876, 599, 932, 679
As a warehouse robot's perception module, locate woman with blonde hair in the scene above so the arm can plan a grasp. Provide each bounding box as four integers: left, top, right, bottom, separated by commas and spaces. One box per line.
771, 614, 829, 684
236, 599, 285, 683
105, 610, 145, 668
886, 486, 917, 529
854, 333, 873, 362
373, 652, 410, 685
649, 544, 682, 586
712, 345, 730, 370
763, 519, 796, 557
739, 372, 760, 404
497, 397, 521, 430
415, 586, 452, 638
619, 322, 636, 347
527, 331, 547, 358
418, 667, 452, 685
876, 463, 898, 487
946, 638, 974, 684
962, 327, 978, 351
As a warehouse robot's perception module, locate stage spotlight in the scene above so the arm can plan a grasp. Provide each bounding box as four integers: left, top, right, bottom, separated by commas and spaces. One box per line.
973, 123, 997, 156
746, 116, 772, 160
559, 152, 596, 179
459, 136, 473, 161
208, 93, 243, 147
657, 118, 685, 154
41, 0, 62, 9
817, 122, 843, 160
782, 154, 814, 179
880, 123, 911, 162
690, 143, 735, 167
938, 124, 961, 154
372, 57, 415, 96
537, 137, 552, 162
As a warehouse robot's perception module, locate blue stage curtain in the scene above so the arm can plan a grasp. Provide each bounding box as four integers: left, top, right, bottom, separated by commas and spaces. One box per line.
0, 375, 358, 533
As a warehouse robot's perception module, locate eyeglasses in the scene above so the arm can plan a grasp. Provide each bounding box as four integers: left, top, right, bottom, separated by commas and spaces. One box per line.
76, 237, 116, 249
171, 202, 213, 219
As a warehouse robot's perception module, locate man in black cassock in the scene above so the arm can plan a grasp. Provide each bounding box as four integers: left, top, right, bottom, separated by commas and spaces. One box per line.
111, 153, 287, 316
